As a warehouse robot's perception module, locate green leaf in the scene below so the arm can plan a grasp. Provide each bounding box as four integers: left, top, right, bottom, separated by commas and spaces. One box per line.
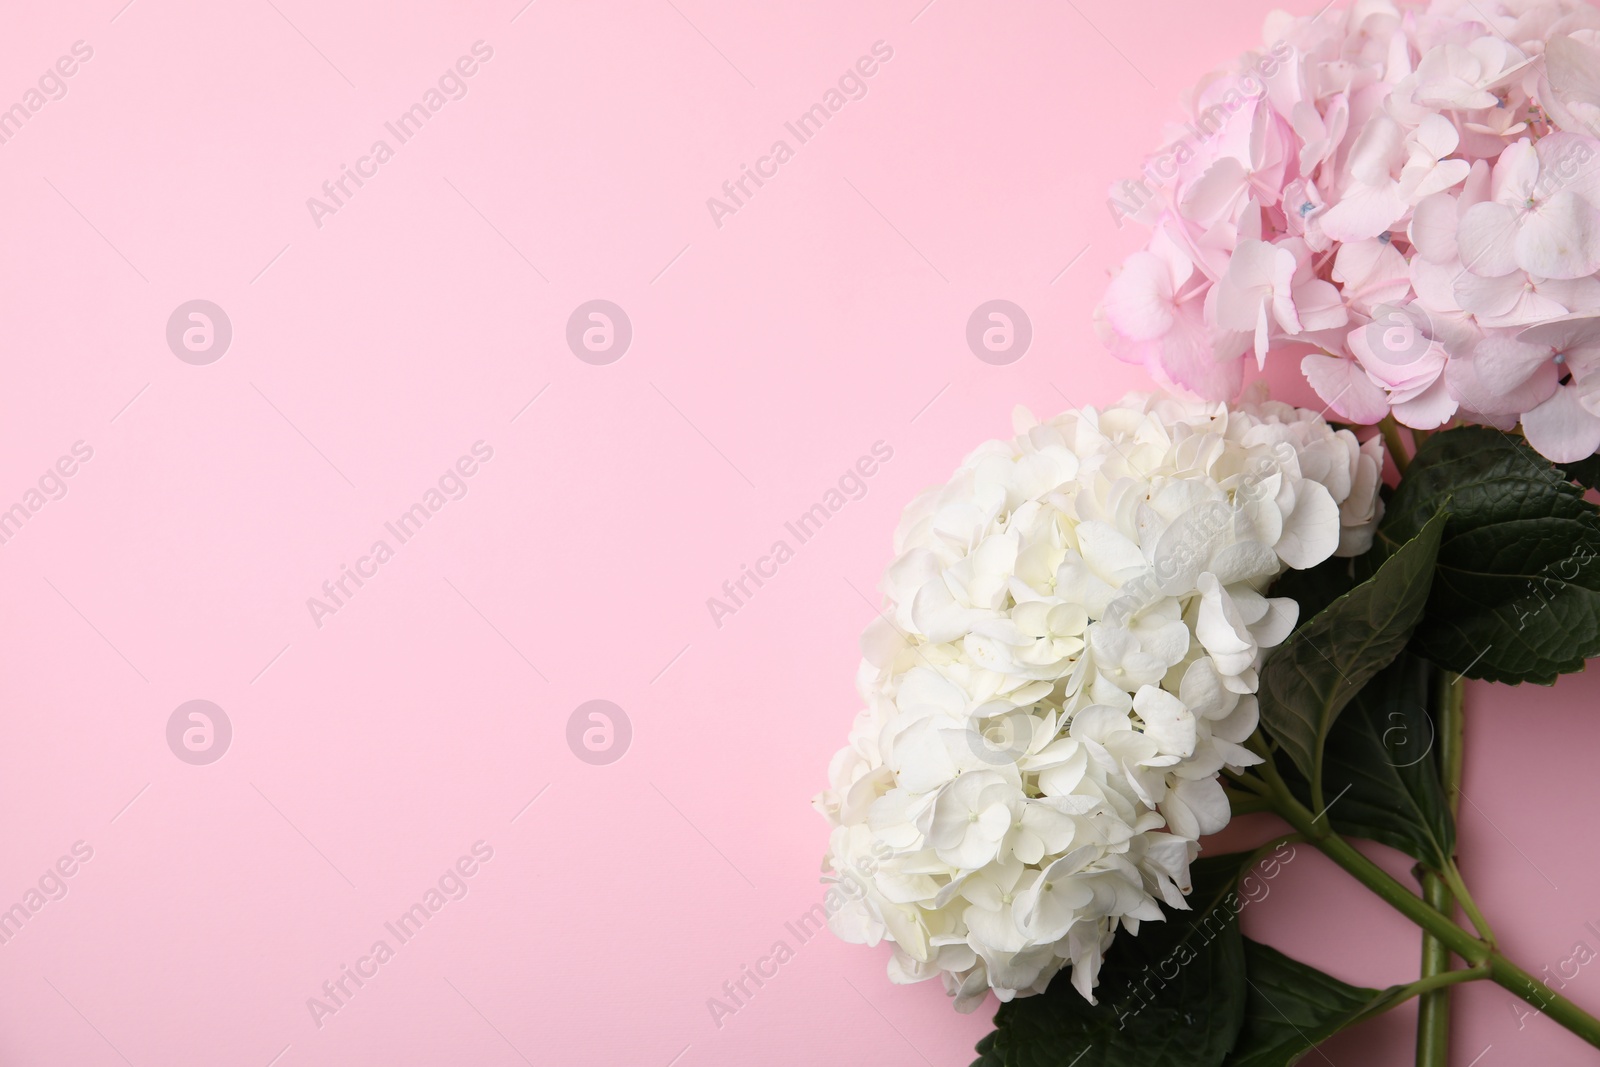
973, 1031, 1004, 1067
1276, 653, 1455, 868
1378, 426, 1600, 684
1266, 552, 1357, 624
1258, 511, 1447, 784
1225, 940, 1395, 1067
1560, 453, 1600, 491
972, 855, 1251, 1067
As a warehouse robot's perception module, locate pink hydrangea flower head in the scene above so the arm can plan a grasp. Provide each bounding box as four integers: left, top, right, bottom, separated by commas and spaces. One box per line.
1098, 0, 1600, 462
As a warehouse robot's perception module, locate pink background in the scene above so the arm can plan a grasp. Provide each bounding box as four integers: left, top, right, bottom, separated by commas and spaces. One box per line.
1, 1, 1596, 1064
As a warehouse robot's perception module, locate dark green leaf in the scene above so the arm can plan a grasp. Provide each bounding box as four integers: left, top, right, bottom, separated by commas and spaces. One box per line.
1258, 511, 1447, 782
1378, 427, 1600, 684
1560, 453, 1600, 491
973, 1031, 1004, 1067
1225, 940, 1396, 1067
973, 855, 1252, 1067
1276, 653, 1454, 868
1267, 553, 1357, 625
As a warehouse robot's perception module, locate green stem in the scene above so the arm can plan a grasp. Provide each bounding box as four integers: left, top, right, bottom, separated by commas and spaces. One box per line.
1395, 961, 1488, 1002
1443, 862, 1494, 945
1227, 751, 1274, 795
1237, 833, 1303, 868
1223, 788, 1274, 817
1271, 797, 1484, 961
1363, 963, 1491, 1029
1212, 832, 1306, 877
1415, 873, 1454, 1067
1380, 415, 1412, 475
1259, 780, 1600, 1048
1416, 671, 1468, 1067
1487, 952, 1600, 1047
1437, 671, 1466, 818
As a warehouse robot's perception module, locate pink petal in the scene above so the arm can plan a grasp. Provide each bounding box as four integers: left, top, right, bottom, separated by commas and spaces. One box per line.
1133, 302, 1245, 401
1252, 301, 1271, 366
1291, 101, 1329, 172
1416, 45, 1499, 109
1214, 241, 1278, 332
1537, 276, 1600, 316
1454, 269, 1528, 320
1179, 157, 1249, 226
1471, 333, 1559, 394
1543, 39, 1600, 140
1515, 191, 1600, 280
1410, 258, 1464, 313
1102, 252, 1178, 341
1390, 374, 1459, 430
1534, 132, 1600, 208
1347, 114, 1406, 186
1333, 239, 1412, 310
1456, 202, 1522, 277
1447, 338, 1559, 417
1477, 284, 1578, 330
1517, 312, 1600, 364
1293, 278, 1351, 333
1490, 139, 1539, 204
1269, 246, 1304, 335
1150, 225, 1197, 291
1577, 371, 1600, 418
1348, 306, 1445, 388
1319, 183, 1408, 243
1522, 385, 1600, 462
1301, 353, 1392, 425
1413, 113, 1462, 160
1408, 193, 1460, 263
1411, 158, 1472, 201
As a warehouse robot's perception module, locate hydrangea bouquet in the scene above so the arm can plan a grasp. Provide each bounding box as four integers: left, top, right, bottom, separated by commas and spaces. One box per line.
817, 2, 1600, 1064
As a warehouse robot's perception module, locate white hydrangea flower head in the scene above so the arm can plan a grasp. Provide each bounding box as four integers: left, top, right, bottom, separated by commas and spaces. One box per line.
815, 390, 1384, 1012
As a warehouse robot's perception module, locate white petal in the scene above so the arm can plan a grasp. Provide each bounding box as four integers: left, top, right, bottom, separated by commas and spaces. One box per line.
1172, 777, 1231, 836
1276, 480, 1341, 570
1133, 685, 1197, 758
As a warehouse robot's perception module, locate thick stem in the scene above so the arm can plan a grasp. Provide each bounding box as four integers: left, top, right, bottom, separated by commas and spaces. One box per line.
1222, 832, 1304, 870
1488, 952, 1600, 1048
1273, 799, 1486, 965
1259, 772, 1600, 1049
1437, 671, 1466, 817
1223, 785, 1273, 817
1415, 873, 1454, 1067
1416, 671, 1468, 1067
1380, 415, 1412, 475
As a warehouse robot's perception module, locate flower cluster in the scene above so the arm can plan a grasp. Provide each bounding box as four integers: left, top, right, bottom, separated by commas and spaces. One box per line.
1098, 0, 1600, 461
815, 393, 1384, 1011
